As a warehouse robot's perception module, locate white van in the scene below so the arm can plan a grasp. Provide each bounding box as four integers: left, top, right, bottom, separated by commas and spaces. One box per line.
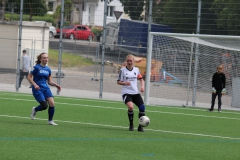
100, 22, 119, 50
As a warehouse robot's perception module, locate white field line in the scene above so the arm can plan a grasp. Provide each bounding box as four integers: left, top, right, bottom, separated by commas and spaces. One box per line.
0, 97, 240, 121
1, 92, 240, 115
0, 114, 240, 141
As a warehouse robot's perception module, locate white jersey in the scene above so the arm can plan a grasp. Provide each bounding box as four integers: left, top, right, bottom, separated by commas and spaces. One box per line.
117, 66, 142, 95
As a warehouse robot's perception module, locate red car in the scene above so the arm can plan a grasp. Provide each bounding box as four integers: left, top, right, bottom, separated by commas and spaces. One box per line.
56, 25, 94, 41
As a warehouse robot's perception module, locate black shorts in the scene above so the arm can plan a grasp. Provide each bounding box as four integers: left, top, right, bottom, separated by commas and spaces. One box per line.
122, 94, 144, 107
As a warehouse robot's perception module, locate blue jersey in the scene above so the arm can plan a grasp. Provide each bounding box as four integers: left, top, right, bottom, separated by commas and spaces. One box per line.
31, 64, 51, 88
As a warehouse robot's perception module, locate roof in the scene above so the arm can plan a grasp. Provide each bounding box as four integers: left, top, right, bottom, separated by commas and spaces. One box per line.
121, 19, 169, 27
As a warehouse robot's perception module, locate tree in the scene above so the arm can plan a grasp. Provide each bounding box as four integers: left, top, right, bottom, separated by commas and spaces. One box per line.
53, 0, 72, 25
0, 0, 8, 21
120, 0, 145, 20
144, 0, 168, 22
160, 0, 199, 33
211, 0, 240, 35
150, 0, 220, 34
7, 0, 47, 21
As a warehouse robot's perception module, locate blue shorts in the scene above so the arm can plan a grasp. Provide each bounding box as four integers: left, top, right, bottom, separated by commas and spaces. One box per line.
32, 87, 53, 102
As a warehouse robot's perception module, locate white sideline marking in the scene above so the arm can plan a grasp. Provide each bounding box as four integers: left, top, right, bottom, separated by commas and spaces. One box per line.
0, 114, 240, 140
1, 92, 240, 115
1, 97, 240, 121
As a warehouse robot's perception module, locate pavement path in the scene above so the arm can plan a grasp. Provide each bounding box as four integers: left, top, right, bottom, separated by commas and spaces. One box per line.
1, 83, 239, 111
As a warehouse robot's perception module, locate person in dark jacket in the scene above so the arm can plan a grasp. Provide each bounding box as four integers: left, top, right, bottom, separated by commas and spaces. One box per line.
208, 65, 226, 112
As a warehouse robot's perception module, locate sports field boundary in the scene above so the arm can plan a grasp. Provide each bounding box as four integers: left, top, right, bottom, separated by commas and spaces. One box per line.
1, 83, 240, 111
1, 114, 240, 141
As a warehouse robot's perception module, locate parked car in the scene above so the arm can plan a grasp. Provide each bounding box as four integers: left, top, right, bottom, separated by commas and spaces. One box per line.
35, 21, 56, 38
55, 25, 94, 41
49, 26, 57, 38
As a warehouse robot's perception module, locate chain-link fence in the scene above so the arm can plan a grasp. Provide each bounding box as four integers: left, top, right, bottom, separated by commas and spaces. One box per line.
1, 0, 240, 108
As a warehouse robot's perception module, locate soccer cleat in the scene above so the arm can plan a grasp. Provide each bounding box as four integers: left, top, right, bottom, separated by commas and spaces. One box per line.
208, 108, 214, 112
138, 125, 144, 132
48, 121, 58, 126
30, 107, 36, 120
129, 124, 134, 131
218, 109, 221, 113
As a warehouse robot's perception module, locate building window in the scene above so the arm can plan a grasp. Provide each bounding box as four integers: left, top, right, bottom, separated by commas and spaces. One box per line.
48, 2, 54, 11
112, 29, 115, 38
107, 6, 114, 17
65, 3, 72, 21
75, 4, 80, 12
106, 29, 109, 36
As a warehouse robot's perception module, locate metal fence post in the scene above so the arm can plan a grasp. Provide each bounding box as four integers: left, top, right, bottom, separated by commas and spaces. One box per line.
99, 0, 108, 99
16, 0, 24, 92
144, 0, 153, 105
57, 0, 65, 95
192, 0, 202, 106
94, 44, 100, 80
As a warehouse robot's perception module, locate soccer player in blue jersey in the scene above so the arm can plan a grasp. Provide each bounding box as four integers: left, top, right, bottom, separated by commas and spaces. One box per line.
117, 54, 146, 132
27, 52, 61, 125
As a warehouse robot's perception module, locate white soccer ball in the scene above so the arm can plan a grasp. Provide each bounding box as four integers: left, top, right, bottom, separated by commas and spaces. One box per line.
139, 116, 150, 127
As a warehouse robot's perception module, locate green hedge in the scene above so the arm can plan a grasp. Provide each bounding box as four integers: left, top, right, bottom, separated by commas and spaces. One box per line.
91, 27, 102, 36
4, 13, 56, 26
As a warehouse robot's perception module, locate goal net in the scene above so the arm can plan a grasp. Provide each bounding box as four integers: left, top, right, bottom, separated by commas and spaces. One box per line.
145, 32, 240, 109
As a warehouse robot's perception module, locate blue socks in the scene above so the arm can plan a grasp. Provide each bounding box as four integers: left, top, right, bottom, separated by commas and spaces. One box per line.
34, 105, 55, 121
35, 105, 43, 111
48, 107, 55, 121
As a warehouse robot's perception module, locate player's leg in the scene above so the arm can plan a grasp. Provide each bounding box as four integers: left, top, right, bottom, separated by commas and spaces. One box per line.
217, 90, 222, 112
209, 92, 217, 111
31, 101, 48, 119
36, 101, 48, 111
47, 97, 55, 119
31, 90, 48, 120
31, 101, 48, 120
33, 89, 48, 111
46, 97, 57, 125
123, 94, 134, 131
45, 88, 58, 125
133, 94, 145, 132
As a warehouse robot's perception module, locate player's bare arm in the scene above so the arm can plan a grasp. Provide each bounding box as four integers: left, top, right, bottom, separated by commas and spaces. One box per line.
27, 73, 40, 90
48, 75, 61, 91
139, 78, 144, 92
117, 81, 130, 86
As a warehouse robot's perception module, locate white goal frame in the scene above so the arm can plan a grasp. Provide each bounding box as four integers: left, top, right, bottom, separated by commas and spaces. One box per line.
144, 32, 240, 106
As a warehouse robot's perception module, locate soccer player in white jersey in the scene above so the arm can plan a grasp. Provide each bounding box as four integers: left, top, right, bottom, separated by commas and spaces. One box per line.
27, 52, 61, 125
117, 54, 146, 132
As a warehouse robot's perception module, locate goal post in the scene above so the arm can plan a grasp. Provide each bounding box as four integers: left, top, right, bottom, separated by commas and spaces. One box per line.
144, 32, 240, 108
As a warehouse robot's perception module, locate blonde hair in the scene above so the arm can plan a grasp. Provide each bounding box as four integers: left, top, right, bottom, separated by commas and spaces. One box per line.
35, 52, 47, 64
125, 54, 135, 65
217, 65, 223, 69
126, 54, 135, 59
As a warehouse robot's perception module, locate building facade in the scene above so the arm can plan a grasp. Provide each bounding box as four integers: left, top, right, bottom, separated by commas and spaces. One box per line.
46, 0, 129, 26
